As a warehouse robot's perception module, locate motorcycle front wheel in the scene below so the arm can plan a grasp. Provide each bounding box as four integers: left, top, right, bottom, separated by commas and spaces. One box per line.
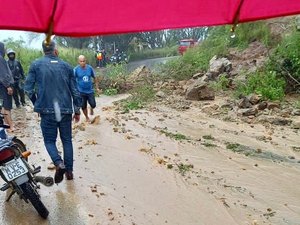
20, 182, 49, 219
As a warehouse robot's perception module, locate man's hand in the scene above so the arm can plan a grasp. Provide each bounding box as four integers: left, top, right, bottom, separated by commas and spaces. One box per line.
73, 114, 80, 123
7, 87, 13, 95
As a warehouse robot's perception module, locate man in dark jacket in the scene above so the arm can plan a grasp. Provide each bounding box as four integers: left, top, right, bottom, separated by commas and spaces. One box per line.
0, 42, 14, 132
24, 40, 82, 183
7, 49, 26, 108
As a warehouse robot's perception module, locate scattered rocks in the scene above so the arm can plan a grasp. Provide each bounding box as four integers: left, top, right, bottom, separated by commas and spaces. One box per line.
185, 79, 215, 101
156, 91, 166, 98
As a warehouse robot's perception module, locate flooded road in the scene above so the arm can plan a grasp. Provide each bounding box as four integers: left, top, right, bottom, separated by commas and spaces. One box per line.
1, 94, 300, 225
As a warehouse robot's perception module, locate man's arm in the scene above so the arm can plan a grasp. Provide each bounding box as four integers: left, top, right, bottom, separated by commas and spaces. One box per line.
69, 67, 82, 114
0, 57, 14, 88
18, 61, 25, 79
24, 63, 37, 104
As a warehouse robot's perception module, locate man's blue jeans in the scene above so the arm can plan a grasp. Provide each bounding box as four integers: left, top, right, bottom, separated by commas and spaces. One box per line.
40, 113, 73, 171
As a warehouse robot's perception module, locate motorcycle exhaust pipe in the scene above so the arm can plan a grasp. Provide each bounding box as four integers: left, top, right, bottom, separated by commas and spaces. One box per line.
34, 176, 54, 187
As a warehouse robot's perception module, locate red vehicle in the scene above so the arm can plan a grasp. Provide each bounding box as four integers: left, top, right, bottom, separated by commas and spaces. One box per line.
178, 39, 197, 55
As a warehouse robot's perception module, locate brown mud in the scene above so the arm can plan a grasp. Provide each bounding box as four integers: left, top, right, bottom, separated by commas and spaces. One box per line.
0, 94, 299, 225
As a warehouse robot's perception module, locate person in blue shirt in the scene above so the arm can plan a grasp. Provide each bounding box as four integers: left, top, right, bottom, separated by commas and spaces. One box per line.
74, 55, 96, 122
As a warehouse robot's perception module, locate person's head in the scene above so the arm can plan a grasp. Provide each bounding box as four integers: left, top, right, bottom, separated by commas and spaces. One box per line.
78, 55, 86, 68
42, 40, 58, 55
6, 49, 16, 61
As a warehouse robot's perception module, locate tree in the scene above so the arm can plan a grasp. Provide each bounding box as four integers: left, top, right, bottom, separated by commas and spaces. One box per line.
55, 37, 92, 49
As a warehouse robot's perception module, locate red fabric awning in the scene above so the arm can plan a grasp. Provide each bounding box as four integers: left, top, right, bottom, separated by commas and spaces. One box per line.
1, 0, 300, 37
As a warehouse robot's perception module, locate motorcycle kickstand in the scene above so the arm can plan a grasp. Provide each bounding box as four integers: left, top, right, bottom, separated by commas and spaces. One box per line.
6, 189, 16, 202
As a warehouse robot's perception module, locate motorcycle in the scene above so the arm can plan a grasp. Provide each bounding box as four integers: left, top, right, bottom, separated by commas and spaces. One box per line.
110, 52, 129, 65
0, 113, 54, 219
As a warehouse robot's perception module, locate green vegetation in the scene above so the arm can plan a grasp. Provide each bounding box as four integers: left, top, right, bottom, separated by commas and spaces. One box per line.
105, 63, 128, 79
234, 71, 286, 100
103, 88, 118, 96
3, 39, 95, 73
266, 30, 300, 92
201, 142, 217, 148
160, 130, 189, 141
129, 46, 178, 61
161, 21, 271, 81
176, 163, 194, 176
294, 101, 300, 109
202, 135, 215, 140
226, 142, 242, 152
4, 19, 300, 102
121, 86, 156, 112
210, 74, 230, 91
58, 47, 95, 67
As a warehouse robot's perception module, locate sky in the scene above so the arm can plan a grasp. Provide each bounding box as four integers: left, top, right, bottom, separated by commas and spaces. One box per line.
0, 30, 44, 49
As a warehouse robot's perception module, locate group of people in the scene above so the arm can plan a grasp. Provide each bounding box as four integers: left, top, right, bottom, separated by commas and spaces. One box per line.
0, 43, 26, 132
95, 49, 107, 68
0, 40, 97, 184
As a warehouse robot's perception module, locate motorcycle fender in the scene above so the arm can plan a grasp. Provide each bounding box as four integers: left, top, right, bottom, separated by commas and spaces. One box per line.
14, 174, 29, 185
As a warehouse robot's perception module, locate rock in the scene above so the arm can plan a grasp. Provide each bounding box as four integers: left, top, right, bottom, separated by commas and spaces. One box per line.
257, 101, 268, 110
156, 91, 166, 98
291, 120, 300, 129
192, 73, 204, 79
237, 108, 258, 116
78, 123, 86, 131
280, 109, 292, 118
267, 102, 280, 110
91, 115, 100, 125
185, 79, 215, 101
201, 104, 219, 114
248, 94, 261, 105
292, 109, 300, 116
208, 56, 232, 80
220, 103, 233, 110
272, 117, 292, 126
238, 97, 252, 108
178, 80, 187, 86
257, 115, 292, 126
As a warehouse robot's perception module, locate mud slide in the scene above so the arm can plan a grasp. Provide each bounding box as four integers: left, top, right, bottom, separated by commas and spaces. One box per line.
0, 94, 299, 225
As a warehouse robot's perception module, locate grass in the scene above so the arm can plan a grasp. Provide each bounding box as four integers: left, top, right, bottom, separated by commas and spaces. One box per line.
129, 45, 178, 61
201, 142, 217, 148
160, 130, 189, 141
226, 142, 242, 152
103, 88, 118, 96
176, 163, 194, 176
202, 135, 215, 140
120, 85, 156, 112
294, 101, 300, 109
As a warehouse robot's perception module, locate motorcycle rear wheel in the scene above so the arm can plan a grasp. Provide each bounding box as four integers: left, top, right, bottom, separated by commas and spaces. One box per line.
12, 138, 28, 161
13, 138, 26, 152
20, 182, 49, 219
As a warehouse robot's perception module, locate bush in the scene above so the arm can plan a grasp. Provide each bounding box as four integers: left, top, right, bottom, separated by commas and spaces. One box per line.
104, 88, 118, 96
267, 31, 300, 92
210, 74, 230, 91
3, 39, 96, 73
129, 46, 178, 61
235, 71, 286, 100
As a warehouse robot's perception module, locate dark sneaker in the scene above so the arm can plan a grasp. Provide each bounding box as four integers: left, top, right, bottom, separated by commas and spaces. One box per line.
65, 171, 73, 180
54, 163, 66, 184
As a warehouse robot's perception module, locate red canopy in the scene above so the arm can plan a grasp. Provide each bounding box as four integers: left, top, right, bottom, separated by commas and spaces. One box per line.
1, 0, 300, 37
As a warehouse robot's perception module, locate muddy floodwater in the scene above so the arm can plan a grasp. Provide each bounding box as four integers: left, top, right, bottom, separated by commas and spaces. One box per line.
0, 94, 299, 225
